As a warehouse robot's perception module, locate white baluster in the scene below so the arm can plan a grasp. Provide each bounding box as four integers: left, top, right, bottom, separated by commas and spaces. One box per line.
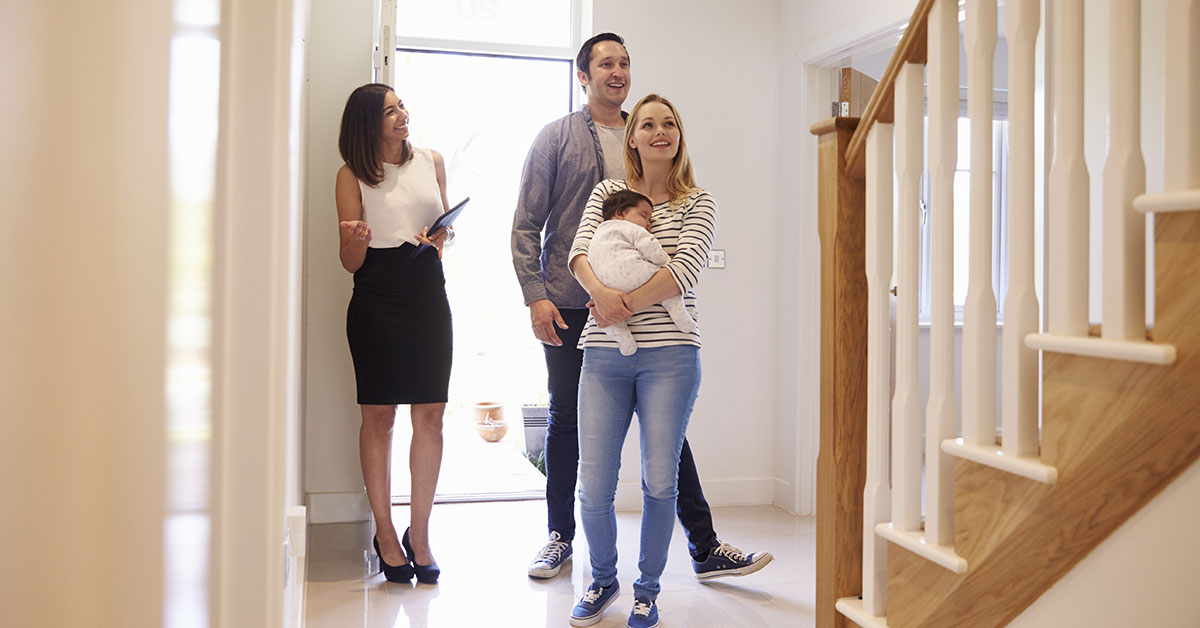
962, 0, 998, 447
863, 123, 894, 616
892, 62, 924, 534
1164, 0, 1200, 191
1003, 0, 1042, 457
1047, 0, 1090, 336
1101, 0, 1146, 342
925, 0, 959, 547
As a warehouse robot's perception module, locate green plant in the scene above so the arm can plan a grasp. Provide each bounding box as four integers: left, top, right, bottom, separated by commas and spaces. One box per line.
525, 450, 547, 476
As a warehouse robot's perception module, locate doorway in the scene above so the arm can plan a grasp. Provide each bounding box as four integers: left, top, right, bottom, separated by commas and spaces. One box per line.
387, 48, 575, 503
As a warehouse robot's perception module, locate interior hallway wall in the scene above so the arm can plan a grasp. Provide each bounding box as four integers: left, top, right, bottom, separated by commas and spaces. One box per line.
303, 0, 377, 523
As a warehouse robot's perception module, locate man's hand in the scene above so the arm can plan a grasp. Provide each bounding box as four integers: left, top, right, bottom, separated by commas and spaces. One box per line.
529, 299, 568, 346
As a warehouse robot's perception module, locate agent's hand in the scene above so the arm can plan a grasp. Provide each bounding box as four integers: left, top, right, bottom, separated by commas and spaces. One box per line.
529, 299, 568, 346
340, 220, 371, 243
415, 225, 451, 258
587, 287, 633, 328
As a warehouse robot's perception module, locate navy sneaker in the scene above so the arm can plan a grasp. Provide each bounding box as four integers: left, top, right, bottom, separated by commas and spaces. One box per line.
569, 580, 620, 627
692, 540, 774, 580
528, 531, 572, 579
627, 598, 659, 628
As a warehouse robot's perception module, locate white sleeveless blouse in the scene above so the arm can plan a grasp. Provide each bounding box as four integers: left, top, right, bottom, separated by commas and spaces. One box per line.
359, 146, 443, 248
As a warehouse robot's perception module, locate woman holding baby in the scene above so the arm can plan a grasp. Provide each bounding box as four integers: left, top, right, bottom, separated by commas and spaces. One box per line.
566, 93, 717, 628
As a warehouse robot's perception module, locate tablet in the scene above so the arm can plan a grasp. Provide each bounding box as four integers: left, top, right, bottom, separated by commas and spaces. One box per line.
410, 197, 469, 258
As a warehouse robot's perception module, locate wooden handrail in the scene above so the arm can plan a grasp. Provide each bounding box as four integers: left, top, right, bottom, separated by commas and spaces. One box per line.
844, 0, 936, 178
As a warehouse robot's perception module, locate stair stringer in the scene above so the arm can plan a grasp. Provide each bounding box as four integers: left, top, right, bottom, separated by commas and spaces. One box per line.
881, 211, 1200, 628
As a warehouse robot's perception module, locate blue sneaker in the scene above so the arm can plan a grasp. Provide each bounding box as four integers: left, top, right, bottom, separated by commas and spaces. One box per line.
627, 598, 659, 628
692, 540, 774, 580
528, 531, 572, 579
569, 580, 620, 627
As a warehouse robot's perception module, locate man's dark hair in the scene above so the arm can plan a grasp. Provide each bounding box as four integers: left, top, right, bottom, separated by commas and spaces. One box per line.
601, 189, 651, 221
576, 32, 626, 77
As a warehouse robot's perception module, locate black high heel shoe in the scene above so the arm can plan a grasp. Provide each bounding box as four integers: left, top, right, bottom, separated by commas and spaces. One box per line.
402, 527, 440, 584
374, 535, 414, 582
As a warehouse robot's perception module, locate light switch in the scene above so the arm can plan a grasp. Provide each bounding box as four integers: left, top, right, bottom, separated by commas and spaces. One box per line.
708, 249, 726, 269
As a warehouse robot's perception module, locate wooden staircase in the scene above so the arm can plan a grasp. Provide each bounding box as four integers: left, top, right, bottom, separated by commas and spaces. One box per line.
811, 1, 1200, 627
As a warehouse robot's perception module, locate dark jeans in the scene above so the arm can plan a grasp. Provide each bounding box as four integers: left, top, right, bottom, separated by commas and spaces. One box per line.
543, 308, 718, 559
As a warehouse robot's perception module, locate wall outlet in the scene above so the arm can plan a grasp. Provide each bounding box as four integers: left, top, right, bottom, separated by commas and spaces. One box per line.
708, 249, 726, 269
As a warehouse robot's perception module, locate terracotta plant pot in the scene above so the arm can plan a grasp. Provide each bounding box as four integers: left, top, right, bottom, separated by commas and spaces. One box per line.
472, 401, 504, 425
475, 422, 509, 442
472, 402, 507, 442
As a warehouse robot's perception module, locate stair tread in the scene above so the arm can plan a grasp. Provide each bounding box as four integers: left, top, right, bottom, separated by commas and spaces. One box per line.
1133, 189, 1200, 214
1025, 333, 1176, 365
875, 523, 968, 574
942, 438, 1058, 483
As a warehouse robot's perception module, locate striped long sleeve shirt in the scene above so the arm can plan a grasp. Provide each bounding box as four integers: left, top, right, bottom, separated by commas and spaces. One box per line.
568, 178, 718, 350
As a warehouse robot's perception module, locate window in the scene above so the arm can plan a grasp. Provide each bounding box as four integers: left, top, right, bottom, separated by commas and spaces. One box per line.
917, 115, 1009, 323
396, 0, 575, 50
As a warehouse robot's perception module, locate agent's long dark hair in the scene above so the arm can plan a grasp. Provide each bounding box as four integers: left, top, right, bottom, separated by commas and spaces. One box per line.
338, 83, 409, 187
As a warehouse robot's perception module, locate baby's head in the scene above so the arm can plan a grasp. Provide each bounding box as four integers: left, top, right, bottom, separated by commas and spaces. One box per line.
601, 189, 653, 231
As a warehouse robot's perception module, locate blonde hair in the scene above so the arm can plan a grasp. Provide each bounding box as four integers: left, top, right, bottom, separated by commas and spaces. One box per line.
622, 94, 697, 210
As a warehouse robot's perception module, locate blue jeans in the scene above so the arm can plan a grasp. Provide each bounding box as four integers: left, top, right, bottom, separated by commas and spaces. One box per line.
577, 345, 702, 601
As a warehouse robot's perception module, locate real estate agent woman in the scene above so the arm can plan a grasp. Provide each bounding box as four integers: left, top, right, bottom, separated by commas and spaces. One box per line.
335, 82, 454, 585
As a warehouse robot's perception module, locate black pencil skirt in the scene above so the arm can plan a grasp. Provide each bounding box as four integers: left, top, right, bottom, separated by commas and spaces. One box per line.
346, 244, 453, 405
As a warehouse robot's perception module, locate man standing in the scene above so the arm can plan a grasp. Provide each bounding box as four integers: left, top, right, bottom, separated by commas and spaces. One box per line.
511, 32, 772, 585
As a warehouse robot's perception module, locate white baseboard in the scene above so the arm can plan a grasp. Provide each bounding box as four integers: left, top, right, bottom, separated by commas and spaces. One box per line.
772, 477, 802, 514
613, 476, 778, 511
306, 491, 370, 524
284, 506, 307, 628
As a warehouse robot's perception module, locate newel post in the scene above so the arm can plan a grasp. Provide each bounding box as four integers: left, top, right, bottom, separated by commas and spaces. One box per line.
811, 117, 869, 628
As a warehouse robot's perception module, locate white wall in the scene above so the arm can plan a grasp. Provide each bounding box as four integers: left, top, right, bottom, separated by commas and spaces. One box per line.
303, 0, 376, 524
592, 0, 784, 510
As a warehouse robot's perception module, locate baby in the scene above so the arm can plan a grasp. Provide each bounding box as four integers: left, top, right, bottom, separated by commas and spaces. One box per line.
587, 189, 697, 355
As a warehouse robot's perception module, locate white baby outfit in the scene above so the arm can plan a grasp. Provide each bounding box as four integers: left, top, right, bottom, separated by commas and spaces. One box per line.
587, 219, 697, 355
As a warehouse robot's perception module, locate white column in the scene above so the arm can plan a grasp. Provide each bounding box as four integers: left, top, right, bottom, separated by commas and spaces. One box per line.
1164, 0, 1200, 191
212, 0, 308, 625
1003, 0, 1043, 458
1101, 0, 1146, 341
925, 0, 960, 547
0, 2, 170, 626
1047, 0, 1090, 335
892, 62, 925, 533
962, 0, 999, 447
863, 123, 894, 616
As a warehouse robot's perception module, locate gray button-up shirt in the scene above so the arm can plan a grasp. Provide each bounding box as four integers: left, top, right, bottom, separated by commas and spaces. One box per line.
511, 105, 627, 308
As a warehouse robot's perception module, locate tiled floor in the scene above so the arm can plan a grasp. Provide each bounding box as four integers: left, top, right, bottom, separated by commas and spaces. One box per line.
305, 501, 815, 628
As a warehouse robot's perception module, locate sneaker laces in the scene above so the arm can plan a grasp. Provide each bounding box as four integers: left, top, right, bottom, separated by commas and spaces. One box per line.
713, 541, 749, 563
632, 600, 654, 617
582, 585, 604, 604
536, 535, 569, 563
